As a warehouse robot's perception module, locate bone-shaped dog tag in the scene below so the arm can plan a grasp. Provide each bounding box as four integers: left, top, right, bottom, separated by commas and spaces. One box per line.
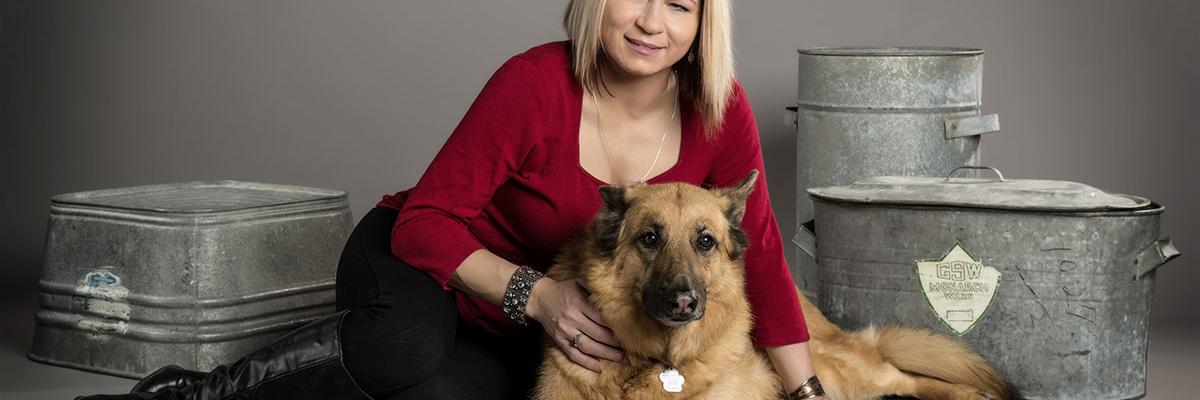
659, 367, 684, 393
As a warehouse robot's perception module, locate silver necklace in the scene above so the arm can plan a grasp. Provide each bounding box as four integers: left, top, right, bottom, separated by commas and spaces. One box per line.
589, 80, 678, 185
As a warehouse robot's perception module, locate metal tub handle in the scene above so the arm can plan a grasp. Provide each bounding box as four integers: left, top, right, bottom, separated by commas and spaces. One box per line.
792, 220, 818, 262
785, 106, 799, 128
945, 165, 1006, 182
945, 114, 999, 139
1134, 237, 1181, 281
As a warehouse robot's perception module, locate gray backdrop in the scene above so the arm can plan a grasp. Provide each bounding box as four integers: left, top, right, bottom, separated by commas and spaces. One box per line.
4, 0, 1197, 328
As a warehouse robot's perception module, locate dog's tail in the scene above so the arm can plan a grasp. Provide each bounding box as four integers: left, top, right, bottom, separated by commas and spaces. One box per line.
876, 326, 1021, 400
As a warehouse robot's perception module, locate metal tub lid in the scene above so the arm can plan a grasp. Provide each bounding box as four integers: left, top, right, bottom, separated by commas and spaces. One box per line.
52, 181, 346, 213
807, 166, 1151, 212
50, 181, 349, 227
798, 47, 984, 57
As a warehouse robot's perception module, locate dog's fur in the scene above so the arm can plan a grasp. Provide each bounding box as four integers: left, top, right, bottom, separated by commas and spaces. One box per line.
534, 171, 1018, 400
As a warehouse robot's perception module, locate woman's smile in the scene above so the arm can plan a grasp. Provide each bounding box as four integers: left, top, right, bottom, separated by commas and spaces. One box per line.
625, 36, 665, 56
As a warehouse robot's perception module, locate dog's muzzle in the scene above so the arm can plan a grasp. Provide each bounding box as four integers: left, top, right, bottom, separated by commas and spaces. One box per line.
644, 282, 706, 326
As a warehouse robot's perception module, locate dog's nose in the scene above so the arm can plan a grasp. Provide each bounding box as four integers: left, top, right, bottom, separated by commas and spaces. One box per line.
671, 289, 698, 316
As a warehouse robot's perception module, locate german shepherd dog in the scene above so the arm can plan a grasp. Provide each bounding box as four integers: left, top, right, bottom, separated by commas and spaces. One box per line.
534, 171, 1018, 400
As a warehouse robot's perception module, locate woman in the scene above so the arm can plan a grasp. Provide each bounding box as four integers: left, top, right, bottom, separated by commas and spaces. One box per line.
78, 1, 825, 399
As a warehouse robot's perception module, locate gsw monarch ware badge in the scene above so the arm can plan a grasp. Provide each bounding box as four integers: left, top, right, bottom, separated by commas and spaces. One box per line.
916, 243, 1001, 336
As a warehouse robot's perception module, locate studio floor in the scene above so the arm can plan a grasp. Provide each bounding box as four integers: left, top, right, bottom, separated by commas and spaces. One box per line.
1, 291, 1196, 400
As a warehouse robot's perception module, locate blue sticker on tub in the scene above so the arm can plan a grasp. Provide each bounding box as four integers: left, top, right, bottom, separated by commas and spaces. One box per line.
86, 272, 120, 287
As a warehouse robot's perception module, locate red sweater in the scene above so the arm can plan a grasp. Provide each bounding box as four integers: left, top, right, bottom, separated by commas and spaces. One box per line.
378, 41, 808, 347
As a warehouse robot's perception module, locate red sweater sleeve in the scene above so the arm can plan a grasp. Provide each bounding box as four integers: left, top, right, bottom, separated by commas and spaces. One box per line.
389, 56, 545, 290
706, 83, 810, 348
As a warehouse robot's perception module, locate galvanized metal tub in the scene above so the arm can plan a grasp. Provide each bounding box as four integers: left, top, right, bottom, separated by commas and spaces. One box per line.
788, 47, 999, 299
807, 167, 1179, 400
29, 181, 352, 378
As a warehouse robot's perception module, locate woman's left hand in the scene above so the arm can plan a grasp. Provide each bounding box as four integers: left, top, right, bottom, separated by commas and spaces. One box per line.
526, 278, 625, 372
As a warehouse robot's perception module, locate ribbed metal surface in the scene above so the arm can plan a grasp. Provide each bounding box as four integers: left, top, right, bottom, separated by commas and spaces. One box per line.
29, 181, 352, 378
791, 47, 993, 299
810, 192, 1174, 399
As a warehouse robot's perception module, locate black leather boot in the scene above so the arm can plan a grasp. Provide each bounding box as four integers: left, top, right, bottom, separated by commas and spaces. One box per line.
129, 365, 207, 394
75, 310, 373, 400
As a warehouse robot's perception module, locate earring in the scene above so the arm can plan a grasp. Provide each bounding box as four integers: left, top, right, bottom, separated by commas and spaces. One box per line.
687, 51, 695, 63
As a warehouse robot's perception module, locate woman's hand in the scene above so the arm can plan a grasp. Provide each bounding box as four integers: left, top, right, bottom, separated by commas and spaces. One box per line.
526, 278, 624, 372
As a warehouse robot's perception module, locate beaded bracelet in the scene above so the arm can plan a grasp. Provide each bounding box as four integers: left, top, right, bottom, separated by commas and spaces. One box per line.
502, 265, 545, 326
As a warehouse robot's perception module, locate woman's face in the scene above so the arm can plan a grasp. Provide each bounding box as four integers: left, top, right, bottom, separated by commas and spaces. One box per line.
600, 0, 701, 79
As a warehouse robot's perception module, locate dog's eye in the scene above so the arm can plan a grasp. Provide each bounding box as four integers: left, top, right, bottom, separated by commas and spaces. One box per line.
639, 232, 659, 247
696, 234, 716, 251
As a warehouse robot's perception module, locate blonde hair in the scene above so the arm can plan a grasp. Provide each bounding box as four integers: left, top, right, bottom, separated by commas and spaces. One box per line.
564, 0, 735, 140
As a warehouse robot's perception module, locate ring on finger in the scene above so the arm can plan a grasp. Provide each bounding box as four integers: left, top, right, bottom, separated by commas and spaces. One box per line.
571, 332, 584, 348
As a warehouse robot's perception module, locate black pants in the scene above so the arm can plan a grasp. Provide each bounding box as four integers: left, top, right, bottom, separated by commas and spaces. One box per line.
335, 207, 543, 400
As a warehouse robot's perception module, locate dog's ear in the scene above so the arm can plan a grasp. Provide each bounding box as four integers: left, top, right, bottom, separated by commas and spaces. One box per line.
717, 170, 757, 260
721, 170, 758, 226
594, 185, 629, 255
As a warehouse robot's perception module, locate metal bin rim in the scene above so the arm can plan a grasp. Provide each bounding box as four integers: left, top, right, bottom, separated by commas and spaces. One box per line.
798, 47, 984, 57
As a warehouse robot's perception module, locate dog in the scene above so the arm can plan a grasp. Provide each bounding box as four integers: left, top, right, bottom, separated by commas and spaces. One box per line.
533, 170, 1018, 400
